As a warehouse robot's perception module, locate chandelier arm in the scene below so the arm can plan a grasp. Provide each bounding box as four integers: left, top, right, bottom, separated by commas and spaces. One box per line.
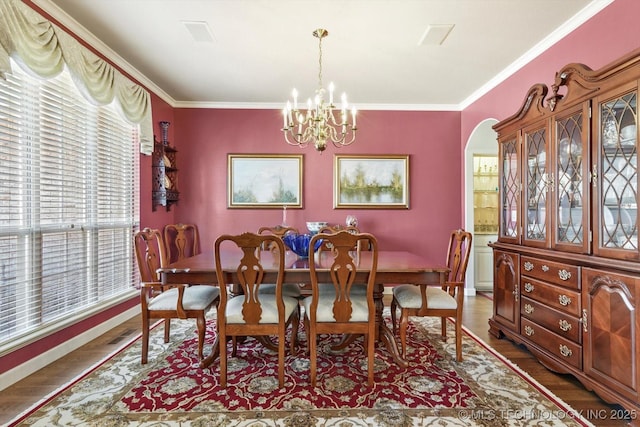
283, 129, 308, 147
332, 130, 357, 147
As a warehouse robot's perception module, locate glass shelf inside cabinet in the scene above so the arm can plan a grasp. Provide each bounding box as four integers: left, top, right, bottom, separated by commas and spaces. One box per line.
600, 93, 638, 250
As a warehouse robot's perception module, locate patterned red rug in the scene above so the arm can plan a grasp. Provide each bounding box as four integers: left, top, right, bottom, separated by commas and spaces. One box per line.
11, 312, 593, 426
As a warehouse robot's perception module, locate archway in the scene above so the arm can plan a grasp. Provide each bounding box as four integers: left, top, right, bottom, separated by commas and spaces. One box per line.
464, 119, 499, 295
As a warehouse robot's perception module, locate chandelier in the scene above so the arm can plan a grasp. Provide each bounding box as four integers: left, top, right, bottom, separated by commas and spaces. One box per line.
282, 29, 357, 152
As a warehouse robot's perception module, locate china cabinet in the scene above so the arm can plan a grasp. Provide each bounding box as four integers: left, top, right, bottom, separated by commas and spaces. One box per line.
152, 122, 179, 211
489, 49, 640, 422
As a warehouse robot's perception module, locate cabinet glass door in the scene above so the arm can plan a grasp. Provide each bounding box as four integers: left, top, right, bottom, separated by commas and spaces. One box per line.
596, 91, 638, 257
554, 110, 586, 251
499, 137, 519, 242
523, 126, 548, 246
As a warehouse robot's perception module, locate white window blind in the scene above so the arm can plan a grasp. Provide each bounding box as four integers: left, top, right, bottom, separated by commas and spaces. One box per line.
0, 60, 140, 350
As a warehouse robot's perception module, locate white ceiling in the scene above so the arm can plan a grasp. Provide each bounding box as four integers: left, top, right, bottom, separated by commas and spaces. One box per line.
35, 0, 612, 110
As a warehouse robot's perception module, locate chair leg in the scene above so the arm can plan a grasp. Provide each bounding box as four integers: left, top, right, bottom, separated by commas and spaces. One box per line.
290, 311, 300, 354
278, 329, 286, 388
196, 314, 206, 360
399, 309, 410, 359
220, 333, 227, 387
367, 332, 374, 387
390, 297, 398, 334
441, 316, 447, 341
232, 337, 238, 356
141, 313, 150, 364
455, 314, 463, 362
309, 326, 317, 386
303, 318, 310, 356
164, 318, 171, 343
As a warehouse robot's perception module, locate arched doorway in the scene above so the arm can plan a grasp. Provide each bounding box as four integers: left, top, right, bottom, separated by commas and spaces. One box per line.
464, 119, 498, 295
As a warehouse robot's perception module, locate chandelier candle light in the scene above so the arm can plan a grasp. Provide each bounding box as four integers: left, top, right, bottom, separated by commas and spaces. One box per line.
282, 29, 357, 152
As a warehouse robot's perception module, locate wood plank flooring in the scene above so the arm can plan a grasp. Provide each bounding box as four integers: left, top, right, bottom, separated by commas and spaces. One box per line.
0, 294, 631, 426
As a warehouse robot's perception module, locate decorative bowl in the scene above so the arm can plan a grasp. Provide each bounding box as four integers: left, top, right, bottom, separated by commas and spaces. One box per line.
306, 221, 329, 234
282, 233, 323, 258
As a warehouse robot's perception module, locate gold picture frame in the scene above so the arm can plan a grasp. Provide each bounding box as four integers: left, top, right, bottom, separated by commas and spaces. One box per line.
334, 155, 409, 209
228, 154, 303, 208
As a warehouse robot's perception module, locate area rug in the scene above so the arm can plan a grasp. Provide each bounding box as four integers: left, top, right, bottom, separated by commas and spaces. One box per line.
11, 311, 593, 427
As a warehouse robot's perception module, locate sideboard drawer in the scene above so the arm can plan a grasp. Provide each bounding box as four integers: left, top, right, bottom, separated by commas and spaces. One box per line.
521, 318, 582, 370
520, 277, 581, 317
521, 256, 580, 290
521, 296, 581, 343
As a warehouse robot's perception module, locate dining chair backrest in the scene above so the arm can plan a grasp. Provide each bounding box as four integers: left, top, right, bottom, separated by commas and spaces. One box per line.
135, 227, 167, 282
164, 223, 200, 263
257, 225, 299, 252
308, 230, 378, 322
445, 229, 472, 291
317, 224, 366, 255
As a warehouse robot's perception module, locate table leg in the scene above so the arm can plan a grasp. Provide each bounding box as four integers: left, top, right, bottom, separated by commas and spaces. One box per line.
374, 283, 408, 368
200, 336, 220, 368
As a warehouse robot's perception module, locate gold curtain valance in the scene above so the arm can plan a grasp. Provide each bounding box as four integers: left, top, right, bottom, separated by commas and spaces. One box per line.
0, 0, 153, 154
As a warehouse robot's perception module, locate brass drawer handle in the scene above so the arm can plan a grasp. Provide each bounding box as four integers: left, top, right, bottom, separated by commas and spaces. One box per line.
524, 282, 534, 293
559, 294, 572, 306
558, 269, 572, 281
524, 304, 534, 314
559, 319, 572, 332
524, 261, 534, 271
524, 325, 535, 336
559, 344, 573, 357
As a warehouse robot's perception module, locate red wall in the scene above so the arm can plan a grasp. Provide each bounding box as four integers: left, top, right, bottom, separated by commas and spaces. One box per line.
166, 108, 462, 264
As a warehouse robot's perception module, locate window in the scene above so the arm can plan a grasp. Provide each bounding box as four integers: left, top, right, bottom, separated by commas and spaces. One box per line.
0, 60, 140, 351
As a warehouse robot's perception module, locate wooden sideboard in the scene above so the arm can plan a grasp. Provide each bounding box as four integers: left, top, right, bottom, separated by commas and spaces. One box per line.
489, 48, 640, 423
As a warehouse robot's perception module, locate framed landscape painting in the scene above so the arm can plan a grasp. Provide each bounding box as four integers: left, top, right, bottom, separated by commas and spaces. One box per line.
228, 154, 303, 208
334, 155, 409, 209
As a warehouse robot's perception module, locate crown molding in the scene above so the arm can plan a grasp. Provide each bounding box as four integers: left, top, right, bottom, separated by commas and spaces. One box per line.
172, 101, 461, 111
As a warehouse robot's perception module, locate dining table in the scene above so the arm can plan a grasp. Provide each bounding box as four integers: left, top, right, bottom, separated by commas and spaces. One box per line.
159, 249, 449, 369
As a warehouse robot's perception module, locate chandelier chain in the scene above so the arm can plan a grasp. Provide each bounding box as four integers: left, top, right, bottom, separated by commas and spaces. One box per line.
317, 34, 323, 90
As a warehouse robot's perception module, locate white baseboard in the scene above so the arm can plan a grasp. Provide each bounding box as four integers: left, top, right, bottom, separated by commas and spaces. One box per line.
0, 306, 139, 392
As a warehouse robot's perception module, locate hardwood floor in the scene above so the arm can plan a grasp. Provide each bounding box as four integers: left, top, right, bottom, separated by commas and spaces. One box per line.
0, 293, 631, 426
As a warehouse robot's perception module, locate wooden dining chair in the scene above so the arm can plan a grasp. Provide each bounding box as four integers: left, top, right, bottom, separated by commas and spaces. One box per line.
390, 229, 472, 362
134, 228, 219, 364
214, 232, 300, 387
164, 223, 200, 263
303, 230, 379, 386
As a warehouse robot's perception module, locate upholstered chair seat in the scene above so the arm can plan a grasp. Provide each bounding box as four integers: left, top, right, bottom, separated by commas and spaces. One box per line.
392, 285, 457, 310
147, 286, 219, 311
226, 293, 300, 324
